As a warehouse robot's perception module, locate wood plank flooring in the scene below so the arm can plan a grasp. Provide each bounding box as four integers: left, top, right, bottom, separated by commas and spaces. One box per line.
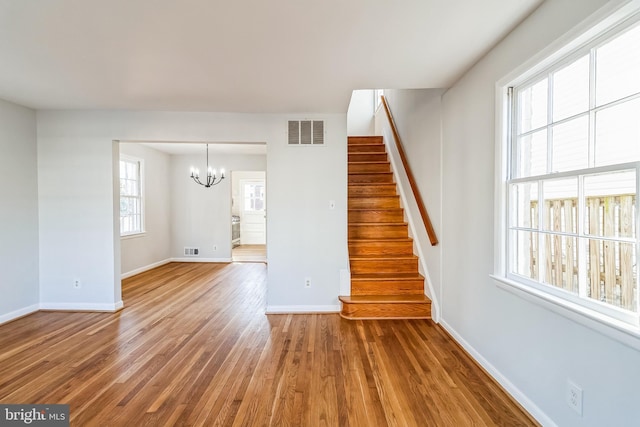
232, 244, 267, 263
0, 263, 537, 426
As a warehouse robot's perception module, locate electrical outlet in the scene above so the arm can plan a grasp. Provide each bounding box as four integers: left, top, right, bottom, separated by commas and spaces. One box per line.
305, 277, 311, 288
213, 245, 218, 251
567, 380, 583, 416
329, 200, 336, 210
73, 279, 81, 289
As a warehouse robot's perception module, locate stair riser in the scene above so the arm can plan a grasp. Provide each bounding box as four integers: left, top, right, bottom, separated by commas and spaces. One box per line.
340, 302, 431, 319
348, 225, 407, 239
350, 259, 418, 274
350, 280, 424, 295
348, 174, 394, 184
348, 153, 388, 163
348, 210, 404, 223
348, 163, 390, 173
348, 240, 413, 256
348, 184, 397, 197
348, 197, 399, 209
348, 144, 386, 153
348, 136, 383, 145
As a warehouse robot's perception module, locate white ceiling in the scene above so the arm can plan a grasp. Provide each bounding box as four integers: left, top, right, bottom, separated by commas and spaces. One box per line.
0, 0, 542, 113
133, 142, 266, 155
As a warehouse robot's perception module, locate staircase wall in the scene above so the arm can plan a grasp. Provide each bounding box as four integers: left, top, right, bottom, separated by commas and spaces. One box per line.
347, 89, 375, 136
376, 89, 444, 321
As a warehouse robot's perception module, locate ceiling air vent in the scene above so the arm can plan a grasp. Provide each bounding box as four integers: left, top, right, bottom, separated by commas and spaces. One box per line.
288, 120, 324, 145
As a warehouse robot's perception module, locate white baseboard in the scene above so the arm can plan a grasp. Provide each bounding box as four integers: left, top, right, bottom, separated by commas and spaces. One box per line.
439, 320, 555, 427
121, 259, 171, 279
39, 302, 123, 312
265, 305, 341, 314
0, 304, 40, 326
170, 257, 233, 263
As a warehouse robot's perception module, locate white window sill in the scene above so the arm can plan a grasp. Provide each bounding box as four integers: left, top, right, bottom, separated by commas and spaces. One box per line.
121, 232, 146, 240
491, 274, 640, 352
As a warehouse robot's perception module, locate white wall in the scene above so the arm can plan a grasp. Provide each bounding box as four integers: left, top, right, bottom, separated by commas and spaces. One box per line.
37, 131, 121, 310
347, 90, 375, 135
171, 153, 266, 261
119, 143, 171, 277
0, 99, 39, 322
36, 111, 348, 312
382, 89, 444, 310
438, 0, 639, 426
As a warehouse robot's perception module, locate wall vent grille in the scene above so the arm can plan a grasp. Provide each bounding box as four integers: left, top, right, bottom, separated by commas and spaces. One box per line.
288, 120, 324, 145
184, 247, 199, 256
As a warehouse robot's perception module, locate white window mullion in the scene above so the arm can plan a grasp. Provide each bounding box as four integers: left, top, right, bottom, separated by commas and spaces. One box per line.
547, 72, 554, 174
588, 48, 597, 168
636, 164, 640, 315
537, 180, 545, 281
578, 174, 588, 298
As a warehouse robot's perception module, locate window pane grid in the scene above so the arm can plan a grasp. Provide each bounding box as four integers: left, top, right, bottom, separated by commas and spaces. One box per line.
508, 17, 640, 323
514, 31, 640, 180
508, 164, 639, 316
119, 159, 143, 235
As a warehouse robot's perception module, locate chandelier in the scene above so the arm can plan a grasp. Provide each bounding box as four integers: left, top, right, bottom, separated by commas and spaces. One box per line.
190, 144, 225, 188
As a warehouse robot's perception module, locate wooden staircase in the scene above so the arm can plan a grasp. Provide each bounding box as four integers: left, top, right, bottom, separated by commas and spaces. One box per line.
339, 136, 431, 320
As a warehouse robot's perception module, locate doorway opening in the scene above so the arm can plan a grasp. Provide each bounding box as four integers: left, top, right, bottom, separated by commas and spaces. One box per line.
231, 171, 266, 263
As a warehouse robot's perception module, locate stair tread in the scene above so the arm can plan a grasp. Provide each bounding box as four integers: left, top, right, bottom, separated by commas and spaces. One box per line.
351, 272, 423, 280
348, 171, 393, 175
350, 254, 417, 260
339, 295, 430, 304
349, 194, 400, 199
347, 135, 383, 145
348, 161, 389, 164
349, 222, 407, 227
349, 200, 399, 204
348, 208, 403, 211
349, 238, 412, 242
348, 182, 396, 185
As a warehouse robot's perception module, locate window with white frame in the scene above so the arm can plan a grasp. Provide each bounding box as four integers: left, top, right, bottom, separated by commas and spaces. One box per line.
506, 17, 640, 326
243, 182, 265, 212
374, 89, 384, 110
120, 157, 144, 236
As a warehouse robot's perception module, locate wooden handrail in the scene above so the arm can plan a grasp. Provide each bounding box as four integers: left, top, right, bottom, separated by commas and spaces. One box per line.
381, 95, 439, 246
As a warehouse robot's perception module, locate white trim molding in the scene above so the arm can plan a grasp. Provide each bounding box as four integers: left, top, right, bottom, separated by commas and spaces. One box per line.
121, 259, 171, 279
170, 257, 232, 263
439, 320, 556, 427
39, 302, 124, 312
0, 304, 40, 326
265, 305, 341, 314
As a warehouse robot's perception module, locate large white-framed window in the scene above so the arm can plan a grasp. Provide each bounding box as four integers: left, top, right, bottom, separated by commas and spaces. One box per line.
119, 156, 145, 237
500, 12, 640, 330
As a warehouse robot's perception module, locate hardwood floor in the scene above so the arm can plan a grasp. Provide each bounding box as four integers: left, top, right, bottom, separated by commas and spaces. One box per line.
0, 263, 537, 426
232, 244, 267, 263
